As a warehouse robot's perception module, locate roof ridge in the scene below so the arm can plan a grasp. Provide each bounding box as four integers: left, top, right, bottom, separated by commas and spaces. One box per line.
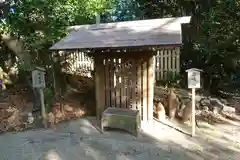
68, 16, 191, 31
50, 16, 191, 50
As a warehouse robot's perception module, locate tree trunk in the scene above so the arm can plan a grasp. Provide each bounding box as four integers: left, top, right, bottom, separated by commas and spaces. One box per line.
1, 34, 32, 67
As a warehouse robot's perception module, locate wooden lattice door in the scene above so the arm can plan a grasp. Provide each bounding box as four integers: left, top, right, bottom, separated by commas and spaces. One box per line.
104, 58, 139, 110
95, 53, 154, 121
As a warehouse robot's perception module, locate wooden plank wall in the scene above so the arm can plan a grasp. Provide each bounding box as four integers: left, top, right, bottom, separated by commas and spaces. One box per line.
154, 47, 180, 81
96, 56, 154, 121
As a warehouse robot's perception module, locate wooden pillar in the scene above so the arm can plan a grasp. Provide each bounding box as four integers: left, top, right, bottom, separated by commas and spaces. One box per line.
176, 47, 180, 73
147, 55, 154, 121
95, 56, 105, 119
136, 60, 142, 120
142, 60, 148, 122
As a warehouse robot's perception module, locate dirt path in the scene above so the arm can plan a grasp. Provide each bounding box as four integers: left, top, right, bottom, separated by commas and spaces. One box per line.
0, 117, 239, 160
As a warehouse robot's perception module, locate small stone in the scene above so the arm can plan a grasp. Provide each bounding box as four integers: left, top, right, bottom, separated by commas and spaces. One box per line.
196, 103, 201, 110
233, 102, 240, 113
27, 112, 34, 124
195, 95, 202, 102
236, 106, 240, 114
209, 99, 224, 110
195, 110, 202, 115
212, 106, 222, 114
222, 106, 235, 113
200, 98, 211, 106
64, 104, 74, 112
220, 99, 228, 105
56, 110, 64, 119
208, 105, 214, 111
7, 109, 22, 127
74, 108, 85, 117
202, 105, 209, 111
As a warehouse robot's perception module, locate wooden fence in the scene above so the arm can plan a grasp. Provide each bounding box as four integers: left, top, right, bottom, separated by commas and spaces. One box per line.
60, 51, 94, 77
154, 47, 180, 81
61, 47, 180, 80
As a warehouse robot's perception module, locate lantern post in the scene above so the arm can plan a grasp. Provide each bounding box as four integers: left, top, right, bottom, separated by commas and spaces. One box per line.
32, 67, 47, 128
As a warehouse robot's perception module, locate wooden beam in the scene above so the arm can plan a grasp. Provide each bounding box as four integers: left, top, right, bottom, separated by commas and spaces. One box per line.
147, 56, 154, 121
131, 60, 137, 110
95, 57, 105, 119
142, 60, 148, 122
90, 51, 153, 59
105, 59, 110, 107
137, 60, 142, 119
176, 47, 180, 73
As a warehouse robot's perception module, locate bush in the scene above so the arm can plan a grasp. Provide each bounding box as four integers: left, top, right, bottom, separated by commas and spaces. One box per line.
156, 71, 183, 88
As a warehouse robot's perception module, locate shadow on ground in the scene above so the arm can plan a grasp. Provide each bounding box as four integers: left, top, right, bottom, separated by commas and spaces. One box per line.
0, 117, 239, 160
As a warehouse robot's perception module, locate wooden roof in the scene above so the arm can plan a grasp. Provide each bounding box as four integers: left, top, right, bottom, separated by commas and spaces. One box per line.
50, 16, 191, 50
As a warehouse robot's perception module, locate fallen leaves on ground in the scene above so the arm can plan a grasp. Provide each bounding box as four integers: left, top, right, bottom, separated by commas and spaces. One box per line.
199, 111, 224, 124
0, 88, 33, 133
47, 99, 87, 126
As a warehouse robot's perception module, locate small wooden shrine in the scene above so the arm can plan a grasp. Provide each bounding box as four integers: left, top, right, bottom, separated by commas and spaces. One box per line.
50, 16, 191, 123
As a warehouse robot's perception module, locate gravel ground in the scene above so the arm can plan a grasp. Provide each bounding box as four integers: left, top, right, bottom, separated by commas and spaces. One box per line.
0, 117, 239, 160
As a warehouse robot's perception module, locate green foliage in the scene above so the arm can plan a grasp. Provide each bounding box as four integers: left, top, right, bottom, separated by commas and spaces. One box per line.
1, 0, 114, 94
156, 71, 182, 88
198, 1, 240, 69
128, 0, 240, 91
1, 0, 240, 94
4, 0, 113, 55
166, 71, 180, 85
103, 0, 142, 22
18, 63, 34, 72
